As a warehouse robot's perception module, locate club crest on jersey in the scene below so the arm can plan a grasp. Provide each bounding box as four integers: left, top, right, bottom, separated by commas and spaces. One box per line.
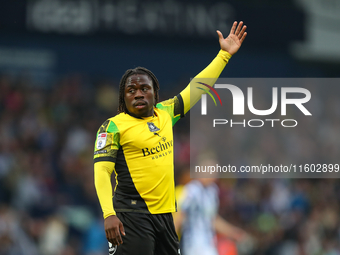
108, 242, 117, 255
96, 133, 107, 150
147, 122, 160, 132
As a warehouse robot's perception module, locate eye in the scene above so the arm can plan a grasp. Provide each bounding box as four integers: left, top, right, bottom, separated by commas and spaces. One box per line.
128, 89, 135, 93
142, 87, 149, 92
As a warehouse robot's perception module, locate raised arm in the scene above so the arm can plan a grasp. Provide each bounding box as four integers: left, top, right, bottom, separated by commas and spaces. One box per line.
180, 21, 247, 114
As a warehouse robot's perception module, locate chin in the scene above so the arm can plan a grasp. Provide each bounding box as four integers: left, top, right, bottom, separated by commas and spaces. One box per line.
131, 110, 149, 118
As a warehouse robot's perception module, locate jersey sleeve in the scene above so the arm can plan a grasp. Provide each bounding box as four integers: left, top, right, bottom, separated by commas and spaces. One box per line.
180, 50, 232, 115
94, 161, 116, 218
94, 119, 120, 163
93, 119, 120, 218
156, 94, 185, 126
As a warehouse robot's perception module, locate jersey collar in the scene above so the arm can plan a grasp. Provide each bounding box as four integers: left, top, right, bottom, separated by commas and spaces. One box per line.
126, 108, 158, 119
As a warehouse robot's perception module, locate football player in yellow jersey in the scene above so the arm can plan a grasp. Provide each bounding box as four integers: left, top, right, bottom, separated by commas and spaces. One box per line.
94, 21, 247, 255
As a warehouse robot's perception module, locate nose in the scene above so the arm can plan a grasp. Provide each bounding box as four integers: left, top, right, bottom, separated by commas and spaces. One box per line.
134, 89, 144, 99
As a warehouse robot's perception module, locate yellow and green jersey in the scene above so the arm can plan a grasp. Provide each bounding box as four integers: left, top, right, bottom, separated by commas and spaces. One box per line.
94, 96, 184, 214
94, 50, 231, 219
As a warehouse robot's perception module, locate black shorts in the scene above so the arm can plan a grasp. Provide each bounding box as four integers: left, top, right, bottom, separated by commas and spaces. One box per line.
111, 212, 180, 255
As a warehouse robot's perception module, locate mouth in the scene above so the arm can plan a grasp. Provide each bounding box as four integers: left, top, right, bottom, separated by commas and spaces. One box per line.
134, 101, 147, 109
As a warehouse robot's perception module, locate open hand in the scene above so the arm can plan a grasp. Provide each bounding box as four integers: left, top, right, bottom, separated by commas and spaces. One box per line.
217, 21, 247, 55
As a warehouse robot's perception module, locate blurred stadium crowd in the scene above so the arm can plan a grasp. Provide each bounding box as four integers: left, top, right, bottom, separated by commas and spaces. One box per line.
1, 0, 340, 254
0, 72, 340, 255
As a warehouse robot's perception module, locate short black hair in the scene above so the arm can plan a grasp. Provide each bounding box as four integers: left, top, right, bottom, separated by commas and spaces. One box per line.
118, 67, 160, 114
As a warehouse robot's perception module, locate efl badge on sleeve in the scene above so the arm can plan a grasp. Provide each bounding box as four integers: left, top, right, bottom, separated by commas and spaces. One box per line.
96, 133, 107, 150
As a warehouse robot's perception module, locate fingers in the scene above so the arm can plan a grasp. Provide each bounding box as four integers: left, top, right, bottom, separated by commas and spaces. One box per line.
106, 229, 117, 246
106, 227, 124, 246
235, 21, 243, 36
104, 216, 125, 246
238, 25, 247, 39
119, 222, 126, 236
232, 21, 247, 44
230, 21, 237, 34
240, 32, 247, 44
230, 21, 247, 35
114, 227, 123, 245
216, 30, 224, 40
